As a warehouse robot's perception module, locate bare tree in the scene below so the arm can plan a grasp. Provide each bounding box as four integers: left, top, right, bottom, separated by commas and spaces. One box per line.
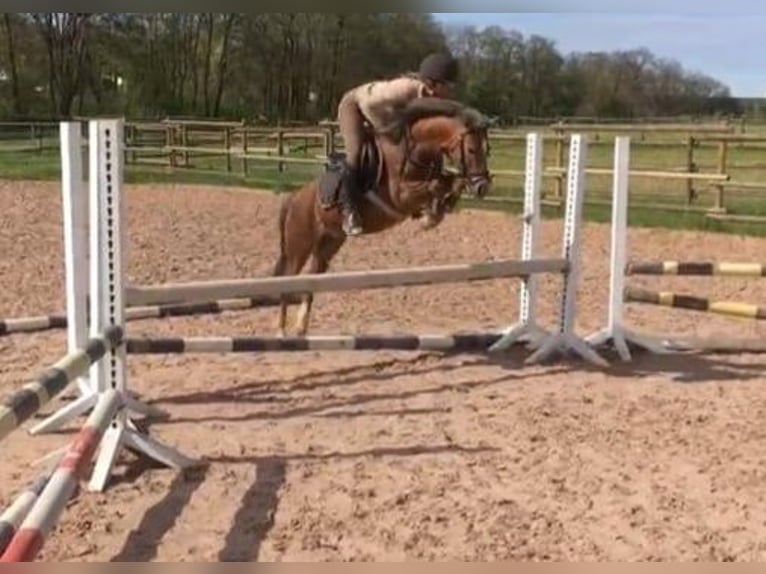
213, 13, 237, 117
33, 13, 91, 117
2, 13, 23, 115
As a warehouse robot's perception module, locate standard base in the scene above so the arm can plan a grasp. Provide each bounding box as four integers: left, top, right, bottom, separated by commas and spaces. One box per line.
527, 332, 609, 367
89, 414, 200, 492
488, 321, 549, 353
30, 393, 167, 436
586, 326, 672, 362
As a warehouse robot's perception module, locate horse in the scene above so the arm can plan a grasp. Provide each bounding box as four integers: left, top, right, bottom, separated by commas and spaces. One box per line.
272, 97, 493, 336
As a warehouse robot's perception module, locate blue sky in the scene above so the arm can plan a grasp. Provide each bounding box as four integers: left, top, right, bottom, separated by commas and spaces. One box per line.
431, 12, 765, 97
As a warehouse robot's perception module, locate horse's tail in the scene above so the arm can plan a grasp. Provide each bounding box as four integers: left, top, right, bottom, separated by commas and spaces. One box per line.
271, 193, 291, 277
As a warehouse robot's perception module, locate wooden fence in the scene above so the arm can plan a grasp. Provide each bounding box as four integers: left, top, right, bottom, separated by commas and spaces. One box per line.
2, 118, 766, 223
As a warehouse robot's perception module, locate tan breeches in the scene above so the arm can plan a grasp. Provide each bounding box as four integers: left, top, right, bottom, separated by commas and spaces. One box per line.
337, 95, 366, 170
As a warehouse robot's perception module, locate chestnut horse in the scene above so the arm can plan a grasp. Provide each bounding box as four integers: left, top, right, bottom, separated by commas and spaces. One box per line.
272, 97, 493, 336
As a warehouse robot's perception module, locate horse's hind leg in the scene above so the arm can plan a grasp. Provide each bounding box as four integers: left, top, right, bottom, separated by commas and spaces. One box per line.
294, 233, 346, 336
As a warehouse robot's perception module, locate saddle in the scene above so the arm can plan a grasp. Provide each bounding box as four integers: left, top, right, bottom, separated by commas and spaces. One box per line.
318, 136, 383, 210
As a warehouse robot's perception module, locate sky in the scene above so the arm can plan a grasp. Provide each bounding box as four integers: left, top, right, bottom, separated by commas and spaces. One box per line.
431, 12, 766, 97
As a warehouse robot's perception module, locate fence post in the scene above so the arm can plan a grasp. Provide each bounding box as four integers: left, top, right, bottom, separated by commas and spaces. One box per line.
711, 139, 728, 213
242, 127, 249, 177
167, 125, 176, 169
685, 136, 696, 204
224, 127, 232, 173
554, 132, 565, 203
277, 129, 285, 172
181, 124, 189, 167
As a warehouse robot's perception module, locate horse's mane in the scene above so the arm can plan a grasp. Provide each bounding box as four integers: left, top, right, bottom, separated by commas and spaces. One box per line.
378, 97, 490, 142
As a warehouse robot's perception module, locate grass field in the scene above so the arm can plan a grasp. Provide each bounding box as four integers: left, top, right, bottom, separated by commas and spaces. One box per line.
2, 125, 766, 237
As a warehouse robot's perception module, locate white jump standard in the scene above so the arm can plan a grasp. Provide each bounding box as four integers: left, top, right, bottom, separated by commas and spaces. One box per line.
586, 135, 684, 361
492, 134, 608, 367
488, 133, 550, 351
30, 120, 197, 492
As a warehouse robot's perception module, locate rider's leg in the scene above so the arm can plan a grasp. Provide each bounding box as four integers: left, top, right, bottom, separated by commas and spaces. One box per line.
337, 96, 365, 236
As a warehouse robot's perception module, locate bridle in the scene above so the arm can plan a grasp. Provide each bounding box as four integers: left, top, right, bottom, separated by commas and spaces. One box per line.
443, 126, 492, 184
397, 122, 491, 187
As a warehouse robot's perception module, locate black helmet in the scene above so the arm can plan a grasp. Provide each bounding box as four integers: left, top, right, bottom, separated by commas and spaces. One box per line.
418, 53, 459, 84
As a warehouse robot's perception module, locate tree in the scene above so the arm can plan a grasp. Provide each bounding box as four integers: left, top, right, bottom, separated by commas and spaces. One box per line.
2, 13, 23, 115
0, 13, 739, 121
33, 13, 91, 117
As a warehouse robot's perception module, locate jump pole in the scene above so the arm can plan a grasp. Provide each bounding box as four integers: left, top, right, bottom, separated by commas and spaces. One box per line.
585, 135, 672, 361
126, 332, 506, 354
0, 390, 122, 562
626, 261, 766, 277
125, 258, 568, 307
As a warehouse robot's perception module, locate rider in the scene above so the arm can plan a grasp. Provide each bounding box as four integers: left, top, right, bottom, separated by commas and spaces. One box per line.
335, 52, 460, 236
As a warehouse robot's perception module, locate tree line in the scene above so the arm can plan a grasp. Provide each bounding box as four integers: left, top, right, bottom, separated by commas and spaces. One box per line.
0, 13, 742, 125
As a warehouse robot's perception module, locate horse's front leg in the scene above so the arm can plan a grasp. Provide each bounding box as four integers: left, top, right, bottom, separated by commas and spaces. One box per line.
294, 233, 346, 336
419, 176, 461, 230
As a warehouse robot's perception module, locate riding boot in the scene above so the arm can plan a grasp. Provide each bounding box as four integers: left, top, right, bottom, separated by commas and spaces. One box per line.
340, 166, 364, 236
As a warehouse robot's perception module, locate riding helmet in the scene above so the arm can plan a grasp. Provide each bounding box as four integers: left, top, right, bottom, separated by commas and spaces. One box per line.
418, 52, 459, 84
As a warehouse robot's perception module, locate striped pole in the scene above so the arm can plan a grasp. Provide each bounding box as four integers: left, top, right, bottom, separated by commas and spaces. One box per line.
624, 287, 766, 319
0, 389, 122, 562
627, 261, 766, 277
0, 295, 301, 339
0, 315, 67, 337
124, 294, 293, 320
0, 326, 123, 444
0, 473, 53, 556
127, 258, 569, 307
127, 332, 505, 354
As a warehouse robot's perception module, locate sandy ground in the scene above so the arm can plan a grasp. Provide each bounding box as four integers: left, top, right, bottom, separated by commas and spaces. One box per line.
1, 180, 765, 562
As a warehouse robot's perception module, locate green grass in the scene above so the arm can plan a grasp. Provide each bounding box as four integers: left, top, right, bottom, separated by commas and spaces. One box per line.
2, 133, 766, 237
0, 149, 63, 180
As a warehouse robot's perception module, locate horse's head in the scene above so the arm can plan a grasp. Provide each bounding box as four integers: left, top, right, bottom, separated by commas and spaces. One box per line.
442, 118, 492, 199
393, 97, 493, 199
